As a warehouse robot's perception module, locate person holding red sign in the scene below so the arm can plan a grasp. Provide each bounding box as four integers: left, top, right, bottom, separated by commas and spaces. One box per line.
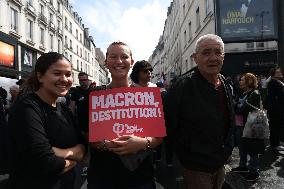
87, 41, 163, 189
7, 52, 87, 189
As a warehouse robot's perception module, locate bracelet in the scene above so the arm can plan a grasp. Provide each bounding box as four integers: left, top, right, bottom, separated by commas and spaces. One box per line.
98, 139, 107, 151
103, 139, 107, 150
144, 137, 151, 151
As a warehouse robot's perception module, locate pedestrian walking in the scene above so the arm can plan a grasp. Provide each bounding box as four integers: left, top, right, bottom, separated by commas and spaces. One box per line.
87, 41, 162, 189
165, 34, 234, 189
8, 52, 87, 189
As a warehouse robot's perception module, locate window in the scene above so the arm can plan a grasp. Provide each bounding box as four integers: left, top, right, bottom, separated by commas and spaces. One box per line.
11, 8, 18, 31
246, 42, 254, 49
188, 22, 192, 40
69, 21, 72, 33
65, 17, 68, 29
70, 55, 72, 64
50, 0, 53, 5
77, 60, 79, 70
81, 62, 83, 71
40, 28, 44, 45
69, 40, 72, 49
27, 0, 33, 5
184, 30, 187, 45
256, 42, 265, 48
80, 48, 82, 57
64, 36, 67, 47
50, 13, 53, 24
57, 20, 61, 30
50, 34, 53, 50
196, 7, 200, 30
183, 4, 186, 16
27, 19, 33, 40
57, 1, 60, 12
58, 39, 61, 53
205, 0, 210, 16
76, 29, 78, 39
76, 45, 78, 54
40, 4, 44, 14
80, 33, 82, 42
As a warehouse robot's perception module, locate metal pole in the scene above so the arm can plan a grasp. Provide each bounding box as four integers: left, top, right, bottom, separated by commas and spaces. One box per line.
277, 0, 284, 74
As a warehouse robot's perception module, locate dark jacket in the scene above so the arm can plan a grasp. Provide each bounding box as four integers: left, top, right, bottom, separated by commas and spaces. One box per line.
266, 78, 284, 116
165, 69, 234, 173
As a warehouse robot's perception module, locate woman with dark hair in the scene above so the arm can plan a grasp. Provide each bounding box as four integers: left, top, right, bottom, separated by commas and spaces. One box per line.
8, 52, 86, 189
130, 60, 156, 87
231, 73, 262, 182
266, 67, 284, 150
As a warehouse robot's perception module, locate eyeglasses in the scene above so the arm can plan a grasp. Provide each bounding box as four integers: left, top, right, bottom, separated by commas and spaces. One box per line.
142, 68, 153, 73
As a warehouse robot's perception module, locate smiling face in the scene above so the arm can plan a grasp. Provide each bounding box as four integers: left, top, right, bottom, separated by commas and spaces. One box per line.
192, 39, 224, 78
37, 58, 72, 99
105, 44, 134, 80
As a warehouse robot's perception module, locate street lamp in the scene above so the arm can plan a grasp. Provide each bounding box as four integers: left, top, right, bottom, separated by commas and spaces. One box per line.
256, 11, 270, 40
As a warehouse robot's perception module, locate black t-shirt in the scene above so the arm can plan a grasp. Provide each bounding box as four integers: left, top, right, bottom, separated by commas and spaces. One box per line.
87, 86, 154, 188
8, 93, 85, 189
70, 87, 89, 132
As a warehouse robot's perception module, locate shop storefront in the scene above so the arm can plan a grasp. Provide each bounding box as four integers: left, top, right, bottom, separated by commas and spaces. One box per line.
0, 31, 18, 79
222, 50, 278, 77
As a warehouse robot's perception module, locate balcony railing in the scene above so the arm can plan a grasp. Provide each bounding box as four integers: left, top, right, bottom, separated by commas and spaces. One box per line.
26, 2, 35, 13
49, 22, 56, 30
10, 24, 18, 32
38, 13, 47, 25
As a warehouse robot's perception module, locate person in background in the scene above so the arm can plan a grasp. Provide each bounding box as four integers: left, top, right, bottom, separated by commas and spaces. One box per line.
231, 73, 262, 182
155, 81, 173, 166
8, 52, 86, 189
0, 87, 8, 174
165, 34, 234, 189
130, 60, 156, 87
266, 67, 284, 150
9, 85, 19, 104
87, 41, 162, 189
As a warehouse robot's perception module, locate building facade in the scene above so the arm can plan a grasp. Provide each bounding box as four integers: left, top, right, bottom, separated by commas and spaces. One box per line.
149, 0, 277, 83
0, 0, 108, 86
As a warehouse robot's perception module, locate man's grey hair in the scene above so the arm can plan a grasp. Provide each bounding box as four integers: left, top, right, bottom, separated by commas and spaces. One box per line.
194, 34, 224, 53
10, 85, 19, 92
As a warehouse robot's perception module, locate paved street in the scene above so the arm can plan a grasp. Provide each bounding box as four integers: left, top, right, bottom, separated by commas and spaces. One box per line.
1, 147, 283, 189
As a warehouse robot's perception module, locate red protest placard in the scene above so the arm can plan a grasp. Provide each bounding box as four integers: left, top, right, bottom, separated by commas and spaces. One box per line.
89, 87, 166, 142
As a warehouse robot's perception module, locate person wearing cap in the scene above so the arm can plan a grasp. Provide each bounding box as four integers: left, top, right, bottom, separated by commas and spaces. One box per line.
130, 60, 156, 87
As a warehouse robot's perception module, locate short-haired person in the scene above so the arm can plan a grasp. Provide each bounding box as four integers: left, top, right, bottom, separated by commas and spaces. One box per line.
231, 73, 262, 182
266, 67, 284, 150
130, 60, 156, 87
8, 52, 86, 189
165, 34, 234, 189
87, 41, 162, 189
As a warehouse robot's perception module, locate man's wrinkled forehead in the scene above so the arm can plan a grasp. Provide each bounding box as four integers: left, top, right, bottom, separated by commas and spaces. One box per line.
198, 40, 224, 52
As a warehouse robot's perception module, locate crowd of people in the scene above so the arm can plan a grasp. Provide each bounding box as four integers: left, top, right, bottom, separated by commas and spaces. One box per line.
0, 34, 283, 189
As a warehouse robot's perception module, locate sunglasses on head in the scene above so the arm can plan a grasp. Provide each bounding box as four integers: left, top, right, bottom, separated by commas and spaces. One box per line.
142, 68, 153, 73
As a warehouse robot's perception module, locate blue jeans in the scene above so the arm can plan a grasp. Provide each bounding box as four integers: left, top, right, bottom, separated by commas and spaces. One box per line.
235, 126, 260, 173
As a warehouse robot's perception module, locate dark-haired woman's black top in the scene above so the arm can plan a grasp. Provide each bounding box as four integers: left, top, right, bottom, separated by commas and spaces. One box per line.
8, 93, 85, 189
